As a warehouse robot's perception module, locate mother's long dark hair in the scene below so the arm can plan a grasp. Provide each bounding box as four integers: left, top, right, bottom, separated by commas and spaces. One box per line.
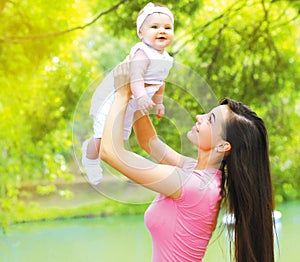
220, 98, 274, 262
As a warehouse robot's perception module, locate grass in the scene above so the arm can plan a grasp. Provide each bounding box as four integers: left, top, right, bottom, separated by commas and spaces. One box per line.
2, 169, 155, 227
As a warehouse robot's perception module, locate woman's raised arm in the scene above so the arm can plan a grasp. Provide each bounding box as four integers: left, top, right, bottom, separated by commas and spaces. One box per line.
133, 112, 192, 168
100, 62, 183, 199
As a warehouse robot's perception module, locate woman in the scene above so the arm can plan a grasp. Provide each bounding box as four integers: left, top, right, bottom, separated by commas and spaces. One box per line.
100, 63, 274, 261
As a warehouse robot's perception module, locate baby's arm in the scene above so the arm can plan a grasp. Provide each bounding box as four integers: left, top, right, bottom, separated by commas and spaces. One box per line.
130, 49, 155, 114
153, 83, 165, 119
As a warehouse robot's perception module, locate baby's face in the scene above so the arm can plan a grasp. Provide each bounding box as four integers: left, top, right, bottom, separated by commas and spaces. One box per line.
139, 13, 174, 53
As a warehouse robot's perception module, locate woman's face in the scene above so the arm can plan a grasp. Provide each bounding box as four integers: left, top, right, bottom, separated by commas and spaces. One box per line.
187, 105, 230, 151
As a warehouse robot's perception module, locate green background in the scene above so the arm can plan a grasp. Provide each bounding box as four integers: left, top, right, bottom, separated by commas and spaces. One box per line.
1, 0, 299, 228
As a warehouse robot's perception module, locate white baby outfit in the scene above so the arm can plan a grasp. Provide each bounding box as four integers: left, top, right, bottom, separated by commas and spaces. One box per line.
90, 42, 173, 140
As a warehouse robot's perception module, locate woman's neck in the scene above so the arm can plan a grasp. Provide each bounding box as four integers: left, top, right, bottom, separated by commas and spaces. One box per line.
195, 150, 223, 170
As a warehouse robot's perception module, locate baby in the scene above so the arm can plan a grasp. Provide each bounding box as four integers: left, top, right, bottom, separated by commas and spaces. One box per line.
82, 2, 174, 184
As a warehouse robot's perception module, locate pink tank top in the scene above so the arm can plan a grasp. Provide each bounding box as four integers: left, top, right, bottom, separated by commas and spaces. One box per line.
144, 168, 222, 261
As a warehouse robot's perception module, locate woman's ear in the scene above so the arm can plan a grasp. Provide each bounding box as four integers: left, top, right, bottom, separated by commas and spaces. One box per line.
216, 142, 231, 153
223, 141, 231, 152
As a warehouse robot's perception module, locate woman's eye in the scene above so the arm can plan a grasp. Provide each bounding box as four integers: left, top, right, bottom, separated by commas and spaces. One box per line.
207, 115, 212, 123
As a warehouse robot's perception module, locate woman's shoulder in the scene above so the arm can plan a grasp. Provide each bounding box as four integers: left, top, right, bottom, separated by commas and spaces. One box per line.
181, 157, 197, 172
192, 168, 222, 188
177, 168, 222, 202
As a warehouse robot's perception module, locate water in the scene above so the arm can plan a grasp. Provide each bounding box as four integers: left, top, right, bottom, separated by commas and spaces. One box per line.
0, 216, 151, 262
0, 202, 299, 262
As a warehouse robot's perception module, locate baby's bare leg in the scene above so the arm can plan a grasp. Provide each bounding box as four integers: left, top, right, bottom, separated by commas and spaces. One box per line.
82, 137, 103, 185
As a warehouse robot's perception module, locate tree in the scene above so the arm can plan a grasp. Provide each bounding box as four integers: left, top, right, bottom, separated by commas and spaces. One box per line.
0, 0, 299, 228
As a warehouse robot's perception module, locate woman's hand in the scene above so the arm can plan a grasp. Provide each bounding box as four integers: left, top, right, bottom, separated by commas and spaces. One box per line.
113, 56, 132, 100
136, 95, 155, 115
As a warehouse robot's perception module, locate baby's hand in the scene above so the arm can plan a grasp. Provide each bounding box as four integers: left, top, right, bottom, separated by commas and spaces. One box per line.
155, 104, 165, 119
137, 95, 155, 115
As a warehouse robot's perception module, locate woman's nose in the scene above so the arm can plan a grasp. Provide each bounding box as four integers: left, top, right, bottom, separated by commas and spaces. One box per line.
196, 114, 205, 123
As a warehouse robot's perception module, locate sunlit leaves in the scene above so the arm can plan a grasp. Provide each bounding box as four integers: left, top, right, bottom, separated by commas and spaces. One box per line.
0, 0, 300, 229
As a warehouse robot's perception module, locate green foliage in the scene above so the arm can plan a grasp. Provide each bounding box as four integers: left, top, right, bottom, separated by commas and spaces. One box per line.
97, 0, 203, 38
10, 200, 148, 224
0, 0, 300, 228
171, 0, 300, 203
36, 185, 57, 196
0, 0, 94, 227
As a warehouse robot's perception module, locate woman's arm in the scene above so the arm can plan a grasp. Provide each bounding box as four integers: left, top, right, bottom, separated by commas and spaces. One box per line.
132, 112, 191, 167
100, 62, 183, 199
